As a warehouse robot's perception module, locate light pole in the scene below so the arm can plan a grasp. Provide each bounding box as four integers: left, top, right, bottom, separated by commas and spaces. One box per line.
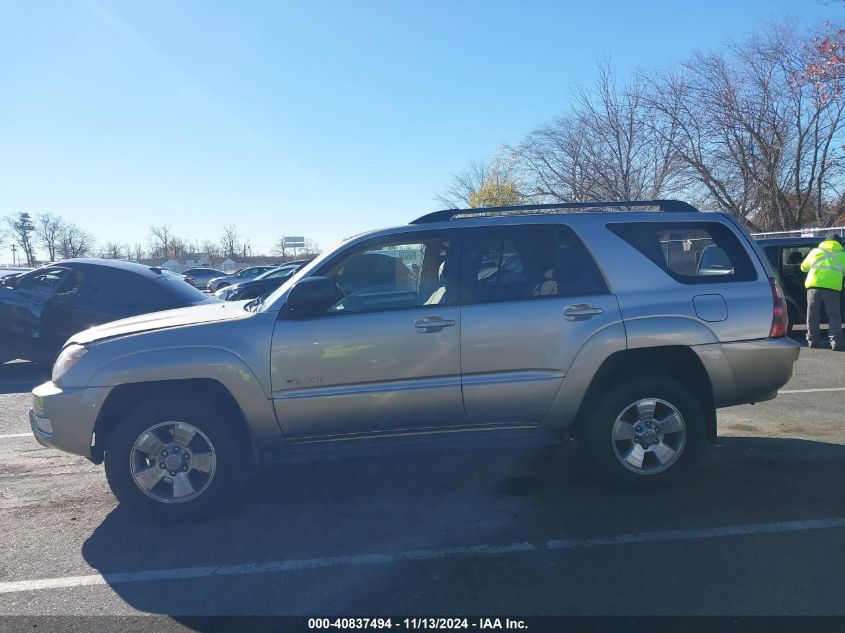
11, 244, 17, 267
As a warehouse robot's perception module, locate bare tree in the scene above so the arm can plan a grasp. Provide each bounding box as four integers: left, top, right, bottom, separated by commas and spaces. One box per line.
510, 115, 596, 201
302, 238, 321, 258
272, 237, 288, 260
58, 224, 94, 259
508, 62, 686, 205
35, 213, 66, 262
171, 236, 187, 260
148, 224, 173, 259
99, 242, 122, 259
436, 157, 521, 208
132, 243, 145, 261
437, 161, 495, 208
220, 224, 240, 257
642, 23, 845, 230
201, 239, 221, 260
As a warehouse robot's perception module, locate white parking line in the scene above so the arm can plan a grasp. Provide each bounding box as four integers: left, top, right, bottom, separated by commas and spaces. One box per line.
0, 516, 843, 595
0, 433, 31, 439
779, 387, 845, 394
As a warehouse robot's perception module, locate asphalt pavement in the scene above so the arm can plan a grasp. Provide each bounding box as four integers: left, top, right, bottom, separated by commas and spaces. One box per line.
0, 339, 843, 620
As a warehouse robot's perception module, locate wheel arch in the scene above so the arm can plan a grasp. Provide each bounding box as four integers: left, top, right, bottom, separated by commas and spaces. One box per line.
570, 346, 717, 443
92, 378, 256, 464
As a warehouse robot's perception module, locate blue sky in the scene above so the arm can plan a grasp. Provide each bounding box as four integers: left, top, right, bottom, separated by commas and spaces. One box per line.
0, 0, 840, 261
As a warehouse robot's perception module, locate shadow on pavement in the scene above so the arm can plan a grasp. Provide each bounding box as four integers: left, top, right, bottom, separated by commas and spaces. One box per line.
80, 435, 845, 619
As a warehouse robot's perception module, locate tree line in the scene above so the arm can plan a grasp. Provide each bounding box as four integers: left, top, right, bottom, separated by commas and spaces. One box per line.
0, 212, 319, 267
438, 22, 845, 231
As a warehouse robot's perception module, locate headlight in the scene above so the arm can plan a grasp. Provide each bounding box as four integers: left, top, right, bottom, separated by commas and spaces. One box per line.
52, 344, 88, 384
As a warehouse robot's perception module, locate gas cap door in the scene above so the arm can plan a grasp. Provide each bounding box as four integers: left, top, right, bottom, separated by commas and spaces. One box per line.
693, 294, 728, 322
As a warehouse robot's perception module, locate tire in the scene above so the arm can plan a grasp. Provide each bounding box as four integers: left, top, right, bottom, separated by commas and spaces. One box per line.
582, 377, 706, 489
104, 397, 250, 521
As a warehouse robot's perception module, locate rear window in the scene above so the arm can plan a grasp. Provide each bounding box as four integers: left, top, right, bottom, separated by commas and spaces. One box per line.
607, 222, 756, 284
154, 273, 214, 305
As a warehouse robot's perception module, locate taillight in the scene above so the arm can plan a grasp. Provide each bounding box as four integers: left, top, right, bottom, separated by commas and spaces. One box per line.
769, 277, 787, 338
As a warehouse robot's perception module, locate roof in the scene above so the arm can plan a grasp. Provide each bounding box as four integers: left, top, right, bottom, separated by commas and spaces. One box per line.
53, 258, 166, 278
410, 199, 699, 224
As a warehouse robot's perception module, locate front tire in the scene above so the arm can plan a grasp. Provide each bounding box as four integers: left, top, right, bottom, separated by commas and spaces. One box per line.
582, 377, 706, 488
104, 397, 249, 521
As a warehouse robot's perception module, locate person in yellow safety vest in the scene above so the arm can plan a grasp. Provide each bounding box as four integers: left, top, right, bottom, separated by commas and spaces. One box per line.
801, 232, 845, 350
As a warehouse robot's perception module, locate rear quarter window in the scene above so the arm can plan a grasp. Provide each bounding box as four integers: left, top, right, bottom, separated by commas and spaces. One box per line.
607, 221, 757, 284
154, 273, 212, 305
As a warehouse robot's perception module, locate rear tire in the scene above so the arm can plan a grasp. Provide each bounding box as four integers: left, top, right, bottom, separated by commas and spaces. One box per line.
582, 377, 706, 489
104, 397, 250, 522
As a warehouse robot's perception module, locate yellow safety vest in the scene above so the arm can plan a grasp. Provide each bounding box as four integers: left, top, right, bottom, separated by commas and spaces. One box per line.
801, 240, 845, 291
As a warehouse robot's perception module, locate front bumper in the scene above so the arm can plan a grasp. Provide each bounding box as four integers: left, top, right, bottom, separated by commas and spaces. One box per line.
695, 337, 801, 408
29, 381, 110, 458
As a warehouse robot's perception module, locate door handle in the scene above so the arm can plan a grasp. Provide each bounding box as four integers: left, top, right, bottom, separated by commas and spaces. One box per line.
563, 304, 604, 320
414, 317, 456, 331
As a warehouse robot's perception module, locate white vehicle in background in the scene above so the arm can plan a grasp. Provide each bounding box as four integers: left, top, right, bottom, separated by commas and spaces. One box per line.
182, 268, 227, 290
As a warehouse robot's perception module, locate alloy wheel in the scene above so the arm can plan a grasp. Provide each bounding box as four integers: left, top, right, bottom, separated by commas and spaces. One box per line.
129, 421, 217, 504
610, 398, 687, 475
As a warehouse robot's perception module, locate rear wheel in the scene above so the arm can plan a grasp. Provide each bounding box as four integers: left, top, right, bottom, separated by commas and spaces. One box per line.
104, 397, 250, 521
582, 377, 706, 488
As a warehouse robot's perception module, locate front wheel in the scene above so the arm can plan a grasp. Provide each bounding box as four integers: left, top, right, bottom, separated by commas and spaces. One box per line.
104, 397, 250, 521
582, 377, 706, 488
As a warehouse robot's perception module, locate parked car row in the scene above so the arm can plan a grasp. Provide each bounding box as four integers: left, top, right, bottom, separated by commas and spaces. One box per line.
206, 266, 278, 292
182, 267, 227, 289
214, 260, 311, 300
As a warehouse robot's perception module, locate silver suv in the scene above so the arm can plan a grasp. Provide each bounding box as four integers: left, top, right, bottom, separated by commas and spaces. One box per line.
29, 200, 800, 520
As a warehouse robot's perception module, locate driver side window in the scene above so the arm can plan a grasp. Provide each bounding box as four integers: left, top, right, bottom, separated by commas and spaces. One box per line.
324, 236, 451, 314
16, 268, 68, 292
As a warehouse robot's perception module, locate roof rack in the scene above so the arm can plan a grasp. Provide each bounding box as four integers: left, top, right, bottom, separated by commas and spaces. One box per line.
410, 199, 699, 224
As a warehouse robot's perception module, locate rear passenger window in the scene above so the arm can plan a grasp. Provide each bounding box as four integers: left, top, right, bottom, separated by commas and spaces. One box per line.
607, 222, 757, 284
467, 226, 606, 304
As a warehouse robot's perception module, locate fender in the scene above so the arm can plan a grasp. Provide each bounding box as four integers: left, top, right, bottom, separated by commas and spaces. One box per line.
543, 316, 720, 430
88, 346, 285, 447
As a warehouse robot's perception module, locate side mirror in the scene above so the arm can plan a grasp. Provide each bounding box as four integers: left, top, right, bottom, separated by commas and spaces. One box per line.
286, 277, 340, 315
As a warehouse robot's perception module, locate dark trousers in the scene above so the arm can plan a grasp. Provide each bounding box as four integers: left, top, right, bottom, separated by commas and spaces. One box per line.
807, 287, 844, 347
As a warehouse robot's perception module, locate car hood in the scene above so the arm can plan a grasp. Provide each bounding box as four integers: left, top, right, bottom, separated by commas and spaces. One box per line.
69, 301, 250, 346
